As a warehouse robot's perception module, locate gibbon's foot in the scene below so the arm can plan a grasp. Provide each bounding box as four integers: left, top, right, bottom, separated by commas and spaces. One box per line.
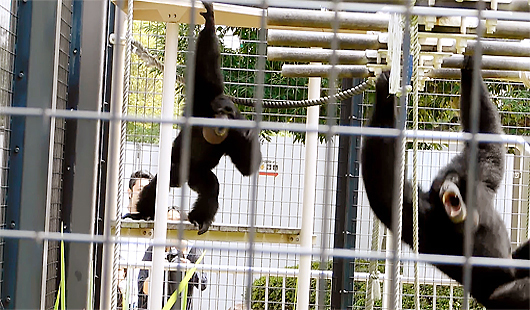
188, 210, 213, 235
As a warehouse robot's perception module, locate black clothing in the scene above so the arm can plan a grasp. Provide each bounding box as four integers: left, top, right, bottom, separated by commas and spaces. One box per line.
138, 245, 207, 310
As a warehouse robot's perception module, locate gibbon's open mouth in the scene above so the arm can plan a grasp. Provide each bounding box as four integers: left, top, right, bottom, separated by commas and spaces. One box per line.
440, 181, 467, 224
443, 191, 461, 215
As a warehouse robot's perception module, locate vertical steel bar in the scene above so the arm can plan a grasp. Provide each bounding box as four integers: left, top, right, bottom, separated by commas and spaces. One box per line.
178, 0, 196, 266
296, 72, 320, 310
148, 22, 178, 310
320, 1, 340, 309
463, 1, 484, 309
245, 2, 266, 309
391, 2, 413, 308
382, 229, 393, 310
100, 2, 125, 309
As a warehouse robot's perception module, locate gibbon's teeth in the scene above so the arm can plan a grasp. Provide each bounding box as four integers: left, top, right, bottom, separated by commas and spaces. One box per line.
442, 191, 467, 223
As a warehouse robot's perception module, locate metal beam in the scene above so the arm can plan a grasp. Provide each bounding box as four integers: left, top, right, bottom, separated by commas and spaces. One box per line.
267, 7, 530, 40
465, 40, 530, 57
268, 47, 369, 64
441, 54, 530, 71
93, 2, 115, 307
267, 7, 390, 32
426, 68, 523, 81
282, 64, 371, 78
116, 221, 311, 244
476, 20, 530, 40
268, 29, 381, 50
65, 0, 107, 309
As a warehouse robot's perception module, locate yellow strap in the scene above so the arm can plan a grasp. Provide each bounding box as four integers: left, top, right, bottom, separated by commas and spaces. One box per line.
162, 250, 207, 310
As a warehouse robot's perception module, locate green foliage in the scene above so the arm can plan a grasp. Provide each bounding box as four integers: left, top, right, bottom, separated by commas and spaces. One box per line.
354, 258, 386, 273
416, 80, 460, 132
431, 285, 485, 310
492, 84, 530, 136
248, 259, 487, 310
126, 21, 199, 143
249, 261, 332, 310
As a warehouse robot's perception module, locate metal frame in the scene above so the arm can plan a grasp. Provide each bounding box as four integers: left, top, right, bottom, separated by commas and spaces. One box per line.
3, 0, 62, 308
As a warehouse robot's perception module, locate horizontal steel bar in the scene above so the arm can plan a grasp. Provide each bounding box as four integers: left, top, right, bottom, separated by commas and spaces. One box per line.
267, 7, 390, 32
0, 106, 529, 144
466, 40, 530, 57
442, 54, 530, 71
281, 63, 528, 80
119, 261, 457, 286
1, 228, 529, 269
267, 47, 369, 64
119, 260, 333, 278
267, 29, 381, 49
281, 64, 371, 78
426, 68, 523, 81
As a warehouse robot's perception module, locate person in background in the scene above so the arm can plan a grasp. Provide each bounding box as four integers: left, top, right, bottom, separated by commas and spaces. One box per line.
123, 170, 153, 218
119, 170, 154, 309
138, 208, 208, 310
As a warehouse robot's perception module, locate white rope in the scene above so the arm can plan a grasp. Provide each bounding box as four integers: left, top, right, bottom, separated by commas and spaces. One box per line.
366, 216, 382, 310
395, 104, 406, 310
113, 0, 133, 308
411, 9, 421, 310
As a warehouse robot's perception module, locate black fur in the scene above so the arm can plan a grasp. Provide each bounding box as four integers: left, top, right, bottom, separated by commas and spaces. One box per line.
130, 2, 261, 235
361, 55, 529, 309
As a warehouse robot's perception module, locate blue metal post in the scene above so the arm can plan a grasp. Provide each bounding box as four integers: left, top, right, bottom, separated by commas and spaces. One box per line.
332, 78, 362, 309
2, 0, 32, 307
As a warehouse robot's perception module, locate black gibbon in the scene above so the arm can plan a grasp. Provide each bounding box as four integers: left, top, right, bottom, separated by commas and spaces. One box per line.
361, 55, 529, 309
129, 2, 261, 235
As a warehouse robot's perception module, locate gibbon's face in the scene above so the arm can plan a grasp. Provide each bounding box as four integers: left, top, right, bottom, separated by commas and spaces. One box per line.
129, 178, 151, 212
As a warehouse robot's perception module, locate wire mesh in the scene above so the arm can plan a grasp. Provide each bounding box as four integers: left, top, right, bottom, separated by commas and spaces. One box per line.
0, 0, 16, 303
0, 0, 529, 309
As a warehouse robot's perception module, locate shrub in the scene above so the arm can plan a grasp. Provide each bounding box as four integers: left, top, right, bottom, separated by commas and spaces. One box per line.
250, 262, 331, 310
